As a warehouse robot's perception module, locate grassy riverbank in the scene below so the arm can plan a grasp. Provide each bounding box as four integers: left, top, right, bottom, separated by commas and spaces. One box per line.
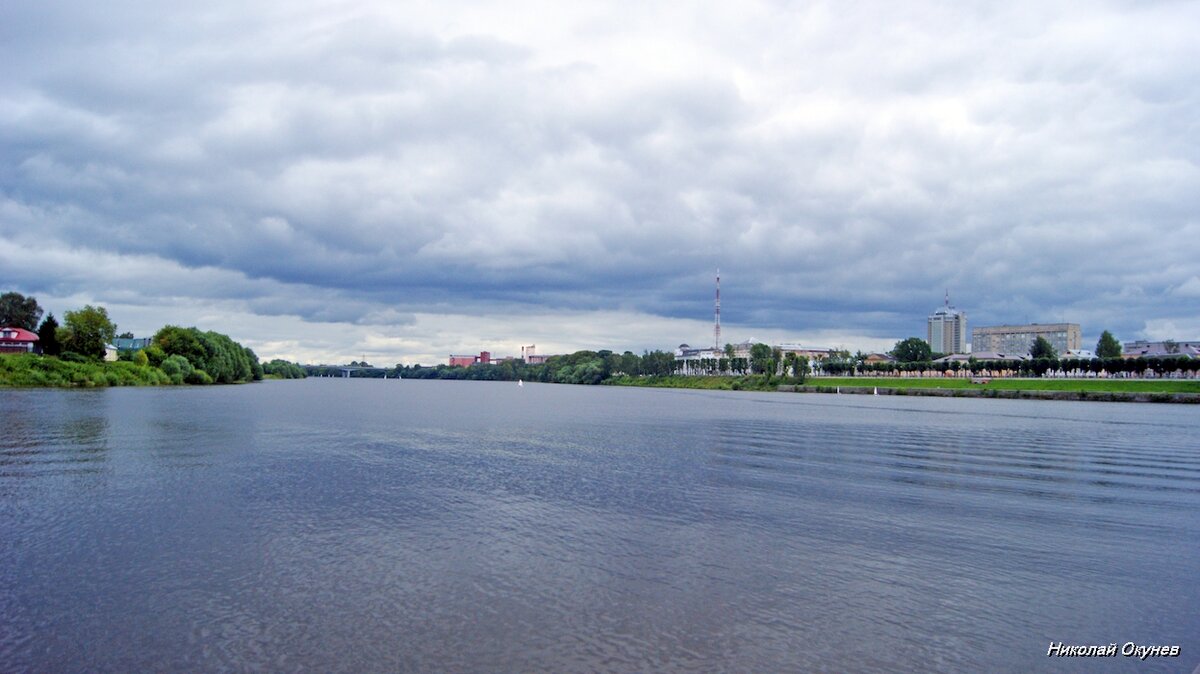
810, 376, 1200, 394
0, 353, 171, 387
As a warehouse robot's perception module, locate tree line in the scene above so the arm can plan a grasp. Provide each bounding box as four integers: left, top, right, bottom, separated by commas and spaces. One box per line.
315, 349, 682, 384
822, 355, 1199, 379
819, 330, 1192, 379
313, 344, 812, 385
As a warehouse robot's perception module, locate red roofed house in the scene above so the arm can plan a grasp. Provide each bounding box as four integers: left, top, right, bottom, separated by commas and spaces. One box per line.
0, 326, 39, 353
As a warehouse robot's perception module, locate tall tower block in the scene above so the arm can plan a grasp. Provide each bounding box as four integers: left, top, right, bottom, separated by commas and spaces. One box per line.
927, 291, 967, 354
714, 269, 721, 350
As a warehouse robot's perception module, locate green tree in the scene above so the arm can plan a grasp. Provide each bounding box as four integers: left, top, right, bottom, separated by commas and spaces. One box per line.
1095, 330, 1121, 359
245, 348, 265, 380
153, 326, 207, 368
263, 359, 307, 379
59, 305, 117, 359
153, 325, 260, 384
0, 292, 43, 330
143, 344, 166, 367
1030, 336, 1057, 359
891, 337, 932, 363
749, 343, 772, 375
619, 351, 640, 376
640, 350, 676, 376
37, 313, 61, 356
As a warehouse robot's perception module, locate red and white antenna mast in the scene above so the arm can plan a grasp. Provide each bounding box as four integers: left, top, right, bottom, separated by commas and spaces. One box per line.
714, 269, 721, 349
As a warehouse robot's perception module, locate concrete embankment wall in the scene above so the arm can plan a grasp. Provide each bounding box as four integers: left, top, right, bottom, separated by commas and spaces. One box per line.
776, 385, 1200, 404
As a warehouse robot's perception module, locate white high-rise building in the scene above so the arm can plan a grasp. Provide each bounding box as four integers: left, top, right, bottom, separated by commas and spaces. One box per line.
927, 292, 967, 354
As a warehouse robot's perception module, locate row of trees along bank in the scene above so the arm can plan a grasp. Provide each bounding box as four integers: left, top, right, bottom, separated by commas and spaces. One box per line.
822, 356, 1200, 379
316, 350, 682, 384
818, 334, 1196, 379
1, 291, 262, 387
316, 346, 810, 386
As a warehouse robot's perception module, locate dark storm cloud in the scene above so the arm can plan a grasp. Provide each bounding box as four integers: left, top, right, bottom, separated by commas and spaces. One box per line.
2, 0, 1199, 360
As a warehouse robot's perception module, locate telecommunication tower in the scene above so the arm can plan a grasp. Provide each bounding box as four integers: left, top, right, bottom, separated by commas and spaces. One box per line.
714, 269, 721, 350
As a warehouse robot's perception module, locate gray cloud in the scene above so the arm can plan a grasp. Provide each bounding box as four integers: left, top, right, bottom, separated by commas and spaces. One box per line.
2, 0, 1199, 360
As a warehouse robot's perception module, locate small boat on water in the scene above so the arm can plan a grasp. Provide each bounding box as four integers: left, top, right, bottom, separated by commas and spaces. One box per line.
518, 379, 524, 387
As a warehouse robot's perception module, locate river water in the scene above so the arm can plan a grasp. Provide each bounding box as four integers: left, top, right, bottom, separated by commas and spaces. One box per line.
1, 380, 1197, 672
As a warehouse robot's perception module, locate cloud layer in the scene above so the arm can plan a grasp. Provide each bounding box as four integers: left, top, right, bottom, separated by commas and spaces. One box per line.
3, 0, 1198, 363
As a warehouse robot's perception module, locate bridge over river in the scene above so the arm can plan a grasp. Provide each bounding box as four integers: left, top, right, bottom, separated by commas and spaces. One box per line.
302, 364, 397, 378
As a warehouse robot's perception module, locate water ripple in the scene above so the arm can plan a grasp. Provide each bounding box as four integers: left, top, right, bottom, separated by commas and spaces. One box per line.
1, 382, 1197, 672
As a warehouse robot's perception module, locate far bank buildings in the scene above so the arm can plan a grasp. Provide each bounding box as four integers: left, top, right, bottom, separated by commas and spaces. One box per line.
927, 294, 1082, 356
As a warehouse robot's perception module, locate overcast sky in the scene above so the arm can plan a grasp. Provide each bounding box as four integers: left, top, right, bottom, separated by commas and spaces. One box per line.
2, 1, 1197, 364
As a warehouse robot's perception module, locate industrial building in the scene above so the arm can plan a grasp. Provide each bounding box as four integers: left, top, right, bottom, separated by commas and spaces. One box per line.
521, 345, 551, 365
971, 323, 1081, 356
449, 347, 548, 367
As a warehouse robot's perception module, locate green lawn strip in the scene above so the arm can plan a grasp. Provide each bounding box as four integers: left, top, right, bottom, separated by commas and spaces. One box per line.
810, 376, 1200, 394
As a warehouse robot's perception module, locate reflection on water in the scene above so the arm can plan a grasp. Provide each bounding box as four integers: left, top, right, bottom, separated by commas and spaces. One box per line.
1, 381, 1198, 672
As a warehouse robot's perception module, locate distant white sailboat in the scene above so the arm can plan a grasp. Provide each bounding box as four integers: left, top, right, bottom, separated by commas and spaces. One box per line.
873, 387, 878, 395
518, 379, 524, 387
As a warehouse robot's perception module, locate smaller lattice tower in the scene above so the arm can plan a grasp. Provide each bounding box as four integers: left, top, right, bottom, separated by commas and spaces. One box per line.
714, 269, 721, 350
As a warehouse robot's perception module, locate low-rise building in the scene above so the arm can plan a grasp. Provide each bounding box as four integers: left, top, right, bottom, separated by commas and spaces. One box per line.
934, 351, 1028, 364
113, 337, 153, 352
722, 341, 838, 362
0, 326, 39, 353
775, 343, 839, 361
1122, 340, 1200, 358
675, 341, 836, 374
674, 344, 725, 374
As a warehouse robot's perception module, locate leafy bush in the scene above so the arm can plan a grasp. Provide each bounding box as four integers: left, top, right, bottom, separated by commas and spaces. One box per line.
0, 353, 170, 387
185, 369, 214, 385
159, 354, 194, 385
